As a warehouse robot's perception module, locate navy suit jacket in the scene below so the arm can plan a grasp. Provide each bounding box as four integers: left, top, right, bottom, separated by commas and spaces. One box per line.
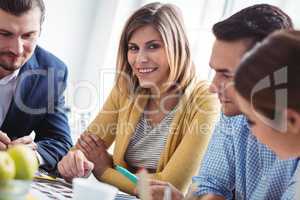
1, 46, 73, 172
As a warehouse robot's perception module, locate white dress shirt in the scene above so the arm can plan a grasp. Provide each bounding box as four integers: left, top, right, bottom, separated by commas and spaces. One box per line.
0, 70, 45, 165
0, 69, 19, 127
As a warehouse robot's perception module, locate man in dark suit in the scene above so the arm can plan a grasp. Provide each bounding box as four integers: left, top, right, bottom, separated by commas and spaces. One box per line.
0, 0, 72, 173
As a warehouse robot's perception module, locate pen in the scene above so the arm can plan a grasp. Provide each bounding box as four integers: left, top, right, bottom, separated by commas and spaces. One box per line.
115, 165, 138, 185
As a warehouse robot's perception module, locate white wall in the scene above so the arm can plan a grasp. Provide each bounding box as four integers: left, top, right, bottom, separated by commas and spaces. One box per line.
36, 0, 300, 141
38, 0, 99, 88
38, 0, 101, 138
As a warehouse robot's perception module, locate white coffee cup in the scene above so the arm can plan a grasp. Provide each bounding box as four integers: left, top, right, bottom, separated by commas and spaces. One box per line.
73, 178, 118, 200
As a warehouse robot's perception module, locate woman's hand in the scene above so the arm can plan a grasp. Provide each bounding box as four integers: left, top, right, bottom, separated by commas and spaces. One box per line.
57, 149, 94, 181
76, 133, 113, 177
148, 180, 184, 200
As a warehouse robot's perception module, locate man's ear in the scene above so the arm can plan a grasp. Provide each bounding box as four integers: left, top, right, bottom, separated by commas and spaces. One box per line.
286, 108, 300, 134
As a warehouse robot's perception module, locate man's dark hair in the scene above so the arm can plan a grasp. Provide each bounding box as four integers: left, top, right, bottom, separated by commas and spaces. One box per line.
213, 4, 293, 45
234, 30, 300, 120
0, 0, 45, 24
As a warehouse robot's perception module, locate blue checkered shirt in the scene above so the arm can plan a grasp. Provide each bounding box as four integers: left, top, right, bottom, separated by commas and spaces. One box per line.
194, 113, 299, 200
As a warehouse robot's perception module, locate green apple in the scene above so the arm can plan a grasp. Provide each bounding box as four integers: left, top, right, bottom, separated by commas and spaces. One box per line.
7, 145, 38, 180
0, 151, 15, 181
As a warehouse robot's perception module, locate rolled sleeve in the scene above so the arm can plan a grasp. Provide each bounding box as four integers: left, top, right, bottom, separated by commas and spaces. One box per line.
194, 114, 236, 199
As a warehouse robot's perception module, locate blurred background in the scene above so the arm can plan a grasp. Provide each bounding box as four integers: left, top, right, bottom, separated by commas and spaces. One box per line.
37, 0, 300, 141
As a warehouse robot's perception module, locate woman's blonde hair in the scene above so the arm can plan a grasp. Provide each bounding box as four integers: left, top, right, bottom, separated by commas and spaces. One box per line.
115, 2, 196, 95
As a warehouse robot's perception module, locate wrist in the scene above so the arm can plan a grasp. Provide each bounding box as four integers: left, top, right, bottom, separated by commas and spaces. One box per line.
93, 165, 109, 178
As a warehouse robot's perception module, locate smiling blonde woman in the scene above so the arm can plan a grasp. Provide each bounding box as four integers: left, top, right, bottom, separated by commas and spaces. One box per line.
58, 2, 219, 195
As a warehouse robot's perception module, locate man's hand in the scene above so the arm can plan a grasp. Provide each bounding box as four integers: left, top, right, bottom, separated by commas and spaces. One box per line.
0, 131, 11, 150
10, 135, 37, 150
57, 149, 94, 181
76, 133, 113, 177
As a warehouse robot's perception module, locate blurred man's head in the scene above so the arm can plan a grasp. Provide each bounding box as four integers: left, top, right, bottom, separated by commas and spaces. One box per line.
208, 4, 293, 116
234, 30, 300, 159
0, 0, 45, 78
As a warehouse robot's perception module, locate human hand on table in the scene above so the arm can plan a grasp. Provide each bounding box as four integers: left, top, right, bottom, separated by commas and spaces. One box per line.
75, 133, 113, 178
57, 149, 94, 181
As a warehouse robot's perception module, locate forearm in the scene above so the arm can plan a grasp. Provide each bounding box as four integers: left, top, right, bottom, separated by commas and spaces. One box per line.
193, 116, 236, 199
35, 103, 73, 170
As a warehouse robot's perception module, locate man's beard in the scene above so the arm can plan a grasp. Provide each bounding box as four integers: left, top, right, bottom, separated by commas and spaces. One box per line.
0, 62, 20, 72
0, 52, 22, 72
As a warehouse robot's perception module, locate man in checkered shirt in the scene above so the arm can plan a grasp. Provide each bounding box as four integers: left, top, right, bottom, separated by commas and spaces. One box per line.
194, 4, 299, 200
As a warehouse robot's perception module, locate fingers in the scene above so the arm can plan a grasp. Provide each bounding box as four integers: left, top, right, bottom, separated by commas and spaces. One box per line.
58, 159, 71, 178
0, 133, 36, 151
77, 137, 92, 154
58, 150, 93, 180
82, 134, 98, 147
11, 135, 33, 145
0, 141, 7, 151
0, 131, 11, 150
58, 152, 73, 178
71, 151, 85, 177
77, 134, 106, 155
9, 136, 36, 151
0, 133, 37, 152
74, 151, 87, 177
90, 134, 107, 148
84, 133, 107, 148
74, 133, 112, 178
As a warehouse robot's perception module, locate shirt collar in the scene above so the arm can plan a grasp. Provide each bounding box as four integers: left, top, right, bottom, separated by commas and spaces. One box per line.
0, 69, 20, 85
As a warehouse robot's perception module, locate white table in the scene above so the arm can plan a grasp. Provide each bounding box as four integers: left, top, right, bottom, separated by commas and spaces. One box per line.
30, 177, 138, 200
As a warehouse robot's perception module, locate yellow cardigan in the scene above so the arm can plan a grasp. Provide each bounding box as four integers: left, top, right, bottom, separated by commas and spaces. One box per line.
86, 79, 219, 194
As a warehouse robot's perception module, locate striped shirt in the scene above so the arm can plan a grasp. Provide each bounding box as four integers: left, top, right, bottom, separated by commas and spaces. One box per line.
125, 108, 177, 171
0, 69, 19, 127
